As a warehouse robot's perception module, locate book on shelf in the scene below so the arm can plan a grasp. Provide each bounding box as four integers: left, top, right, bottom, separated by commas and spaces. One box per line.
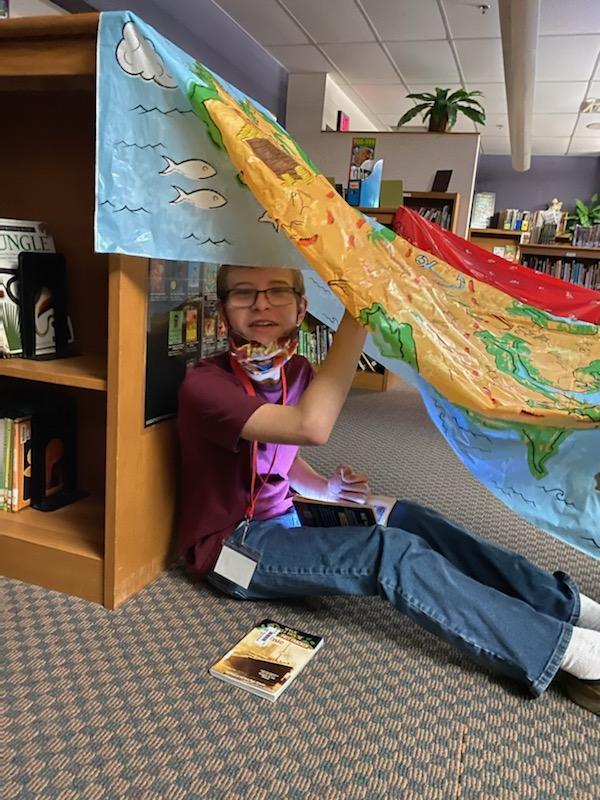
470, 192, 496, 229
1, 407, 33, 513
0, 219, 74, 359
210, 619, 323, 702
572, 224, 600, 248
415, 204, 452, 230
491, 244, 518, 262
293, 493, 396, 528
1, 396, 79, 513
521, 255, 600, 290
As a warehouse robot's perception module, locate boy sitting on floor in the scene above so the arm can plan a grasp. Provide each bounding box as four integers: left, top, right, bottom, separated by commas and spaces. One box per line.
177, 264, 600, 714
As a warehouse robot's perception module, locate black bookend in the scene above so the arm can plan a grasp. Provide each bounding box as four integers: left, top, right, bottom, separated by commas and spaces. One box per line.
30, 402, 80, 511
431, 170, 452, 192
17, 251, 70, 359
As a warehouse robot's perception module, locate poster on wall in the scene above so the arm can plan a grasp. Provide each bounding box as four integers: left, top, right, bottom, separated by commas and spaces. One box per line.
348, 136, 376, 179
144, 260, 227, 426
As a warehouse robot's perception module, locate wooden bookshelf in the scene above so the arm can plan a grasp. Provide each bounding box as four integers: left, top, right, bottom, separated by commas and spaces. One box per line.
520, 244, 600, 259
0, 14, 177, 609
470, 228, 523, 238
304, 315, 389, 391
0, 354, 107, 391
361, 191, 460, 234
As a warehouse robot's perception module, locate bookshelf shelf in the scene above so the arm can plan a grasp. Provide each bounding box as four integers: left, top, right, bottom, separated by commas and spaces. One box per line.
470, 228, 523, 238
0, 495, 104, 603
1, 14, 177, 609
0, 353, 107, 391
361, 191, 460, 234
352, 370, 387, 391
520, 244, 600, 259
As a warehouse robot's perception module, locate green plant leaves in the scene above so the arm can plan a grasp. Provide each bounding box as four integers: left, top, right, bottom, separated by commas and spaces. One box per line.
396, 87, 487, 128
396, 102, 432, 126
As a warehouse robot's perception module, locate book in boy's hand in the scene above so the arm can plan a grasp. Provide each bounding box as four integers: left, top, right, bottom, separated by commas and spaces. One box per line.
293, 494, 396, 528
210, 620, 323, 702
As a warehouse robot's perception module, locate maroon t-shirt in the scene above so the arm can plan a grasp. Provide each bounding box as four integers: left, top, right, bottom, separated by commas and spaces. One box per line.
177, 353, 313, 574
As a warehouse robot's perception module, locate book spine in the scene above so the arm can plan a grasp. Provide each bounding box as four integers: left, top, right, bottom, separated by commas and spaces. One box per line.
4, 418, 13, 511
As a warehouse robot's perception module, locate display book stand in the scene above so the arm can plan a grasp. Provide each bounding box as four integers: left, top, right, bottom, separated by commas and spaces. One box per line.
0, 14, 177, 608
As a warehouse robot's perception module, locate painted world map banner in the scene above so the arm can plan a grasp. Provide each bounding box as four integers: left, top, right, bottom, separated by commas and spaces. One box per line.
95, 11, 600, 558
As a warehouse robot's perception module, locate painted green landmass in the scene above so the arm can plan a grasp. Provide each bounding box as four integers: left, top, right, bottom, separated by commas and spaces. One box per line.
359, 302, 418, 370
476, 331, 556, 400
466, 409, 571, 480
575, 360, 600, 391
189, 63, 226, 149
476, 330, 600, 421
367, 226, 397, 245
508, 300, 598, 335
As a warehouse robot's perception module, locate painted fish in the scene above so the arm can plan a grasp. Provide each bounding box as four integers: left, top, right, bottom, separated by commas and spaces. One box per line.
170, 186, 227, 209
160, 156, 217, 179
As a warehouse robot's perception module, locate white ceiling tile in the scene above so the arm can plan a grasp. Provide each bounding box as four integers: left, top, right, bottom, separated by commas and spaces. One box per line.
362, 0, 445, 41
480, 136, 511, 155
214, 0, 308, 46
466, 83, 507, 114
532, 114, 577, 137
590, 82, 600, 98
386, 40, 460, 83
567, 138, 600, 155
574, 113, 600, 137
321, 43, 398, 82
451, 115, 479, 132
533, 82, 589, 113
267, 44, 332, 72
444, 0, 501, 39
537, 36, 600, 81
540, 0, 600, 35
282, 0, 374, 43
353, 84, 414, 115
478, 112, 509, 134
455, 39, 504, 82
531, 137, 570, 155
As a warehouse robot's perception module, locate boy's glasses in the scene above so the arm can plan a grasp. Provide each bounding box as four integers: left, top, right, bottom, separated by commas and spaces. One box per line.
225, 286, 300, 308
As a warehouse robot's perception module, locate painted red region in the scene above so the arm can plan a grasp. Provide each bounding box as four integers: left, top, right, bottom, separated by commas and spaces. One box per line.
327, 210, 334, 224
393, 206, 600, 323
298, 234, 319, 246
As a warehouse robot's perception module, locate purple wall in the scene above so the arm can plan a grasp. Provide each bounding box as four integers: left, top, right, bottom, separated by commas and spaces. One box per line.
59, 0, 288, 121
475, 155, 600, 213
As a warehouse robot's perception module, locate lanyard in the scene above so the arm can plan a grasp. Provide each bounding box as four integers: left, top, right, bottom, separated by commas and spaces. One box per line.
229, 355, 287, 529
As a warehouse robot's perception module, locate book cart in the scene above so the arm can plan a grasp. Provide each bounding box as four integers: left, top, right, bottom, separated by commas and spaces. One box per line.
0, 14, 177, 608
360, 191, 461, 235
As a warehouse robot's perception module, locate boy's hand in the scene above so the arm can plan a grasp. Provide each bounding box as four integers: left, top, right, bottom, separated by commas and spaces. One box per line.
325, 464, 371, 504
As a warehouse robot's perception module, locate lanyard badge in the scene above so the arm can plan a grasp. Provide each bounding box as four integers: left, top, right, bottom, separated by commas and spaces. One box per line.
212, 356, 287, 589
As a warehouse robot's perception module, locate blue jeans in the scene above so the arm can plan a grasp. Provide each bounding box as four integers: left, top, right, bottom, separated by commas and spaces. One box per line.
207, 501, 580, 695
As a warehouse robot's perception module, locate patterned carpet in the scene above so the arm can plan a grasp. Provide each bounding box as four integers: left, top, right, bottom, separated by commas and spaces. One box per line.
3, 383, 599, 799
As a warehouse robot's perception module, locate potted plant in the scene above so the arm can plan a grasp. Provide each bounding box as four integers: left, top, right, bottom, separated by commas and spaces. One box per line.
567, 194, 600, 229
396, 87, 486, 132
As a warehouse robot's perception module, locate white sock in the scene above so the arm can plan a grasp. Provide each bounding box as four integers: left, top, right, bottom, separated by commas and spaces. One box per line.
578, 593, 600, 632
560, 627, 600, 680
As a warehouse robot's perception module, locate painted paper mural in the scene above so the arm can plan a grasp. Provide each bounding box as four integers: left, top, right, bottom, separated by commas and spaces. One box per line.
96, 12, 600, 558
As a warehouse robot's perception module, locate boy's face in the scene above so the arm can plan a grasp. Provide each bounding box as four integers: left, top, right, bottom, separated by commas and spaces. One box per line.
220, 266, 307, 345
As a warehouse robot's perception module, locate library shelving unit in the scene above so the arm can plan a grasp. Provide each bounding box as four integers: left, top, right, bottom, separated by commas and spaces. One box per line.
361, 191, 461, 234
469, 227, 524, 254
0, 14, 177, 608
469, 229, 600, 289
301, 314, 389, 391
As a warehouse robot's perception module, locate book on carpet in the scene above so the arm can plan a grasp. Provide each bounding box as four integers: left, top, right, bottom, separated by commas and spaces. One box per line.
210, 619, 323, 701
293, 493, 395, 527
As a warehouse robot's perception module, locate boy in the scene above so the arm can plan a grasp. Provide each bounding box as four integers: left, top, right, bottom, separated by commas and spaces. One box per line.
178, 265, 599, 714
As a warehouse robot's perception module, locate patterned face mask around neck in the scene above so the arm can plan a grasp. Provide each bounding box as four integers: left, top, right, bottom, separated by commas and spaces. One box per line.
228, 331, 299, 382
